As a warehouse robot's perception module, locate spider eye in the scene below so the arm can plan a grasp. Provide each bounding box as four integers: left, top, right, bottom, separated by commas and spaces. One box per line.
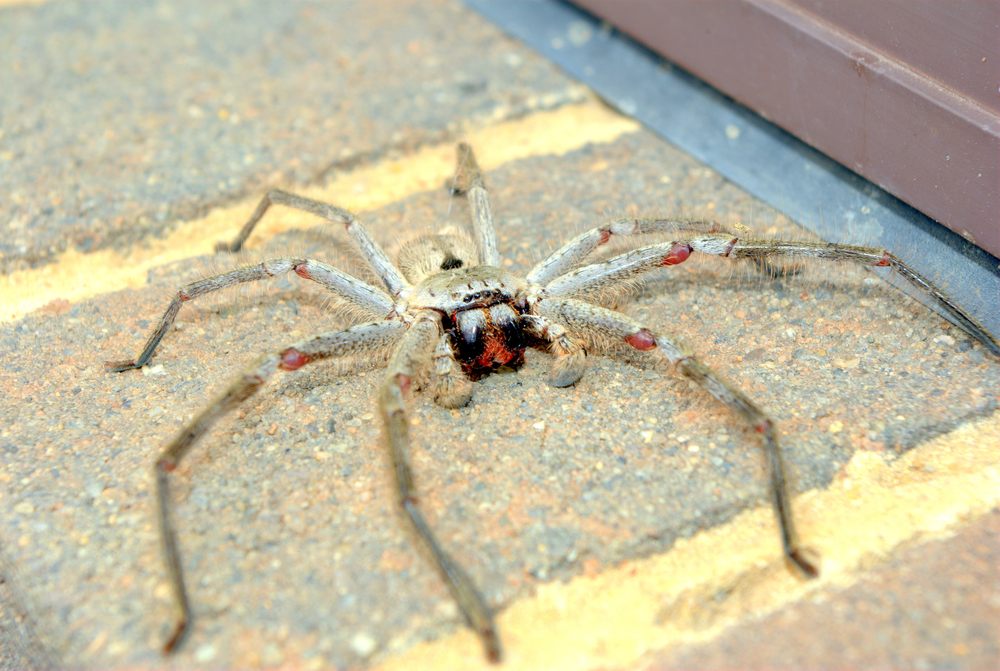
440, 254, 463, 270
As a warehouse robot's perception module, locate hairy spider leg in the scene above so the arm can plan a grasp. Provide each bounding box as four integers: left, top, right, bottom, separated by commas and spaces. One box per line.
153, 320, 406, 652
725, 239, 1000, 356
453, 142, 500, 267
104, 257, 395, 372
526, 216, 720, 287
215, 190, 410, 298
379, 313, 502, 662
534, 297, 818, 577
530, 221, 997, 355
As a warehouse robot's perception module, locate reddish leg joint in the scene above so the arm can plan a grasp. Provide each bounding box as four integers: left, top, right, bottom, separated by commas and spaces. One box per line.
661, 242, 692, 266
755, 419, 772, 434
178, 289, 190, 301
874, 252, 892, 267
156, 459, 177, 473
598, 229, 611, 246
293, 262, 312, 280
626, 329, 656, 351
397, 373, 412, 394
279, 347, 310, 371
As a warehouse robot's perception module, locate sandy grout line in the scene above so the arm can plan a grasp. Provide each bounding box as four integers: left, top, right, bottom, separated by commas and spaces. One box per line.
0, 99, 640, 324
374, 411, 1000, 670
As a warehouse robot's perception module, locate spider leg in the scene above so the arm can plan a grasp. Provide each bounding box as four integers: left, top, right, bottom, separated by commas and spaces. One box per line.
722, 236, 1000, 355
431, 333, 474, 408
453, 143, 500, 267
522, 314, 587, 387
541, 231, 999, 355
153, 320, 406, 653
545, 241, 696, 298
105, 257, 395, 372
379, 313, 501, 662
534, 297, 819, 579
526, 217, 720, 288
526, 217, 792, 288
215, 189, 410, 297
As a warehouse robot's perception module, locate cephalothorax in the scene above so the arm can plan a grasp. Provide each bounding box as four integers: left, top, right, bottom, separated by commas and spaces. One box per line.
106, 143, 999, 662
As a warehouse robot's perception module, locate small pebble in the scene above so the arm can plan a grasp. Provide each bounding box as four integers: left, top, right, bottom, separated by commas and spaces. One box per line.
194, 644, 217, 663
350, 632, 377, 657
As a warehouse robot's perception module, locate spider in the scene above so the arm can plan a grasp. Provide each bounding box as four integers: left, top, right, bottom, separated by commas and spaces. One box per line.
105, 142, 999, 663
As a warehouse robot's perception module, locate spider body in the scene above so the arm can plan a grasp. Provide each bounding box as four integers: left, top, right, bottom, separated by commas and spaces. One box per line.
106, 142, 999, 663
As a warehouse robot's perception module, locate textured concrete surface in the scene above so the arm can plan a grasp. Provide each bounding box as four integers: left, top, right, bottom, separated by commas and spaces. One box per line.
1, 1, 581, 273
1, 2, 998, 670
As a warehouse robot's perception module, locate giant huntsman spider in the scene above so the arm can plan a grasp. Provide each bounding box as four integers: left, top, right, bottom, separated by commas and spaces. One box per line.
106, 143, 1000, 662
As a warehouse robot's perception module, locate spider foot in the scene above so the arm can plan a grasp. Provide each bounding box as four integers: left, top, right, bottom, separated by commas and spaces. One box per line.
162, 616, 188, 655
480, 625, 502, 663
548, 353, 585, 388
434, 376, 473, 408
105, 359, 140, 372
214, 238, 243, 253
788, 547, 820, 578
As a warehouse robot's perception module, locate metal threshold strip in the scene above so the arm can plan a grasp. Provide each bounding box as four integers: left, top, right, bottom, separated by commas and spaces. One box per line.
468, 0, 999, 342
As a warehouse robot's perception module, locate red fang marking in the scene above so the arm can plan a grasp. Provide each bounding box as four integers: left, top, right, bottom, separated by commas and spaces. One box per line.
494, 348, 516, 365
875, 252, 892, 267
598, 229, 611, 246
661, 243, 692, 266
476, 338, 516, 369
279, 347, 310, 371
293, 263, 312, 280
626, 329, 656, 351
